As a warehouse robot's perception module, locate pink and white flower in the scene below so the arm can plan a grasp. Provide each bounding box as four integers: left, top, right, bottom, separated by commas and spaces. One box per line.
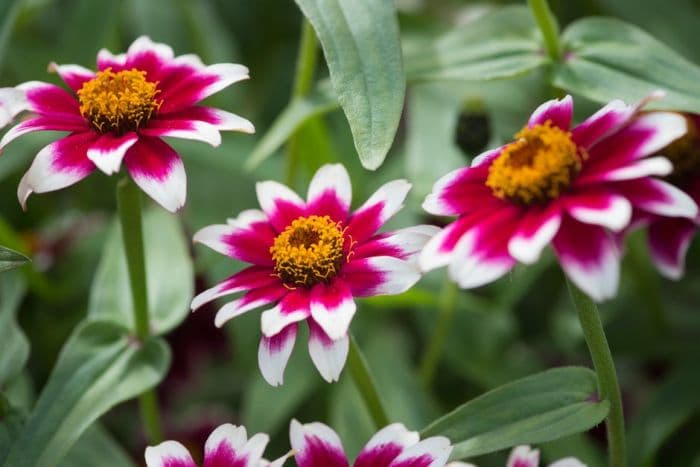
290, 419, 452, 467
192, 163, 437, 385
144, 423, 288, 467
447, 445, 584, 467
0, 36, 253, 212
421, 95, 698, 301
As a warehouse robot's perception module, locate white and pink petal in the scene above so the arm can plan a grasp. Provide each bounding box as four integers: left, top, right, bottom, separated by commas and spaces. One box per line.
616, 178, 698, 219
309, 280, 356, 341
162, 106, 255, 133
647, 217, 696, 280
571, 99, 634, 149
87, 132, 138, 175
258, 324, 298, 387
528, 95, 573, 130
256, 180, 306, 231
214, 284, 288, 328
507, 445, 540, 467
306, 163, 352, 220
508, 206, 561, 264
345, 179, 412, 243
0, 87, 29, 127
16, 81, 81, 118
388, 435, 452, 467
355, 424, 419, 467
290, 420, 349, 467
261, 289, 311, 337
0, 115, 87, 150
47, 62, 95, 92
343, 256, 421, 297
141, 118, 222, 147
562, 190, 632, 232
145, 441, 197, 467
353, 225, 440, 261
308, 320, 349, 384
191, 266, 278, 311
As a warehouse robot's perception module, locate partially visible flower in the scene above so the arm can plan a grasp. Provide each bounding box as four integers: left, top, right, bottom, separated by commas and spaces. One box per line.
145, 423, 288, 467
0, 36, 253, 212
192, 163, 437, 385
290, 419, 452, 467
421, 95, 697, 301
446, 445, 585, 467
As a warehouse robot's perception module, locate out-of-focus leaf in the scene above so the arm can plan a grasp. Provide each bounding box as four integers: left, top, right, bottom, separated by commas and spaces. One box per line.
405, 6, 547, 82
0, 403, 24, 465
0, 0, 23, 63
627, 362, 700, 467
554, 17, 700, 113
421, 367, 609, 460
88, 208, 193, 336
56, 0, 121, 65
59, 424, 134, 467
0, 247, 28, 274
295, 0, 405, 170
245, 86, 339, 170
3, 320, 169, 467
0, 273, 28, 386
331, 376, 375, 460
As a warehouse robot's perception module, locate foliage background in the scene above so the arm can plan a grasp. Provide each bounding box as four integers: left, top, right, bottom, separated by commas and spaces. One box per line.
1, 0, 700, 466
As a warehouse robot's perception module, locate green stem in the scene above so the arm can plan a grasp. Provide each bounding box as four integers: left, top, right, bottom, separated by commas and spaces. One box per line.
528, 0, 562, 61
116, 177, 163, 443
567, 280, 626, 467
419, 281, 458, 386
347, 333, 390, 428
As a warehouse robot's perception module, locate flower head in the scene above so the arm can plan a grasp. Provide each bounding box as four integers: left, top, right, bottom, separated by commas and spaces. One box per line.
0, 36, 253, 212
446, 445, 585, 467
192, 163, 437, 385
421, 95, 698, 301
145, 423, 287, 467
290, 419, 452, 467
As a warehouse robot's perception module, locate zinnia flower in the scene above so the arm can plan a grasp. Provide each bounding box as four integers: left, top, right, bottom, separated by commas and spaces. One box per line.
0, 36, 253, 212
420, 95, 698, 301
447, 445, 584, 467
290, 419, 452, 467
192, 163, 437, 385
145, 423, 287, 467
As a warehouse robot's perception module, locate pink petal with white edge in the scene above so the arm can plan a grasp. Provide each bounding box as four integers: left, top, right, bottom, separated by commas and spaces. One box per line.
47, 62, 95, 92
1, 115, 87, 150
507, 445, 539, 467
16, 81, 81, 118
508, 206, 561, 264
202, 424, 248, 467
310, 280, 356, 341
87, 132, 138, 175
145, 441, 197, 467
571, 99, 634, 149
389, 435, 452, 467
528, 95, 573, 130
617, 178, 698, 219
306, 163, 352, 220
258, 324, 298, 386
290, 419, 349, 467
308, 320, 349, 383
124, 137, 186, 213
256, 181, 306, 231
193, 211, 275, 266
163, 106, 255, 133
553, 218, 620, 302
124, 36, 175, 77
261, 289, 311, 337
343, 256, 421, 297
353, 225, 441, 261
97, 48, 127, 70
18, 132, 97, 209
548, 458, 586, 467
0, 88, 29, 127
648, 217, 696, 280
422, 162, 498, 217
191, 266, 278, 311
355, 424, 419, 467
214, 284, 288, 328
141, 118, 222, 147
563, 191, 632, 231
345, 179, 412, 243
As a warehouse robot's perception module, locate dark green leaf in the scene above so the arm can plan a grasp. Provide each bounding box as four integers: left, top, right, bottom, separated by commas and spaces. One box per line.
295, 0, 405, 170
3, 321, 170, 467
0, 273, 28, 386
421, 367, 609, 460
555, 17, 700, 113
0, 247, 29, 274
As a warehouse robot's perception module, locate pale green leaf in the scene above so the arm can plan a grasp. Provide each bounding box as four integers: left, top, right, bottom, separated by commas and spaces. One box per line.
0, 247, 29, 274
0, 273, 28, 386
59, 424, 134, 467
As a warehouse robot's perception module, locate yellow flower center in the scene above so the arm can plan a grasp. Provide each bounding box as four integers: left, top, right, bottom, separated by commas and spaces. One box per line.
486, 121, 583, 205
270, 215, 346, 287
659, 115, 700, 185
77, 68, 161, 134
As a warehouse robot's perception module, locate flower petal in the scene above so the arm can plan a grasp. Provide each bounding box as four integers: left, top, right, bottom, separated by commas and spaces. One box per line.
145, 441, 197, 467
161, 106, 255, 133
17, 132, 97, 209
528, 95, 573, 130
616, 178, 698, 219
191, 266, 278, 311
355, 424, 419, 467
0, 87, 29, 127
261, 289, 311, 337
289, 419, 349, 467
16, 81, 81, 118
310, 280, 356, 341
508, 205, 562, 264
306, 163, 352, 221
308, 320, 349, 383
345, 180, 412, 243
125, 36, 175, 76
258, 324, 298, 387
124, 137, 186, 212
214, 284, 288, 328
256, 181, 306, 231
422, 163, 495, 217
97, 48, 127, 70
202, 424, 248, 467
506, 445, 539, 467
563, 190, 632, 231
548, 458, 587, 467
553, 217, 620, 302
47, 62, 95, 92
388, 436, 452, 467
343, 256, 421, 297
353, 225, 440, 261
1, 115, 88, 150
571, 99, 634, 149
141, 118, 222, 147
87, 132, 138, 175
647, 217, 696, 280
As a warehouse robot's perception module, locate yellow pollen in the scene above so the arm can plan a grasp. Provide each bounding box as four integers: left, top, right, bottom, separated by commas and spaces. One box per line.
658, 115, 700, 185
77, 68, 161, 134
486, 121, 583, 205
270, 215, 346, 287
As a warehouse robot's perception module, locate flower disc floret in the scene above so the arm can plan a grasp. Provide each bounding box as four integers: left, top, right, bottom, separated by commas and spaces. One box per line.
77, 68, 161, 134
486, 121, 582, 205
271, 215, 345, 287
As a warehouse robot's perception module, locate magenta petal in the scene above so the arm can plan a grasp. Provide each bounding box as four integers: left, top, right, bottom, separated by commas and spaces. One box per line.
256, 181, 307, 232
615, 178, 698, 219
160, 106, 254, 133
355, 424, 419, 467
1, 115, 88, 149
562, 189, 632, 231
124, 36, 175, 78
16, 81, 81, 118
214, 283, 288, 328
97, 48, 127, 70
353, 225, 439, 261
202, 424, 266, 467
571, 99, 634, 149
191, 266, 278, 311
422, 163, 496, 217
159, 63, 249, 113
343, 257, 420, 297
290, 420, 349, 467
48, 62, 95, 92
305, 164, 352, 221
345, 180, 412, 244
528, 95, 573, 130
141, 117, 222, 147
259, 323, 298, 386
508, 204, 562, 264
647, 217, 696, 280
261, 288, 311, 337
388, 436, 452, 467
193, 213, 276, 266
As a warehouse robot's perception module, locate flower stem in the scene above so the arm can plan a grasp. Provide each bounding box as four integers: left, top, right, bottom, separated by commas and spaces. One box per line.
347, 333, 390, 428
527, 0, 562, 61
419, 280, 458, 386
116, 177, 163, 443
566, 280, 626, 467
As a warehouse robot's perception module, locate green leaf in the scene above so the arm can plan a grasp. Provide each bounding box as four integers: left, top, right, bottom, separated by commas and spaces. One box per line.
421, 367, 609, 460
2, 321, 170, 467
555, 17, 700, 113
0, 247, 29, 274
404, 6, 547, 82
295, 0, 405, 170
0, 403, 24, 465
88, 208, 193, 335
0, 273, 29, 386
59, 424, 135, 467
